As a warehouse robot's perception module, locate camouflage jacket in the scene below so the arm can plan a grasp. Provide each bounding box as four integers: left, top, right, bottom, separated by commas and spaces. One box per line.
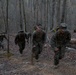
32, 30, 46, 45
15, 32, 27, 44
50, 30, 71, 49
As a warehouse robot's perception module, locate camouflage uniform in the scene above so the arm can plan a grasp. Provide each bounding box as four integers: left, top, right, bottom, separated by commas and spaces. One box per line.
0, 34, 7, 49
50, 23, 71, 66
32, 25, 46, 60
15, 31, 27, 54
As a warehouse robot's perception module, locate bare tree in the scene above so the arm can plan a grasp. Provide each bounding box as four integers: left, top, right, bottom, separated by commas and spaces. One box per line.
56, 0, 61, 26
61, 0, 66, 23
51, 0, 55, 30
6, 0, 9, 54
19, 0, 23, 30
36, 0, 38, 24
22, 0, 27, 32
0, 0, 6, 33
46, 0, 48, 32
33, 0, 36, 25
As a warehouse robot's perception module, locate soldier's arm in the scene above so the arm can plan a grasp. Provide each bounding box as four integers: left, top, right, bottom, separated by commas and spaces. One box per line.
32, 32, 36, 45
50, 33, 57, 48
50, 34, 60, 52
42, 32, 46, 44
66, 31, 71, 44
68, 32, 71, 42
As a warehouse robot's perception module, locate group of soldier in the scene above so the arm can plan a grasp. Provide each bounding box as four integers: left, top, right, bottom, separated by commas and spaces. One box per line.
0, 23, 72, 68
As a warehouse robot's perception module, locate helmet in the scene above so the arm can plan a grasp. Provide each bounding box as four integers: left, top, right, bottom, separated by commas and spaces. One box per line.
59, 23, 67, 29
36, 24, 43, 29
18, 30, 24, 33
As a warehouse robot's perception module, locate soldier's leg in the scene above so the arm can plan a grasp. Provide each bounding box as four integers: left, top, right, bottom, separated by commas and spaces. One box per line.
31, 52, 34, 65
35, 54, 39, 60
38, 43, 43, 54
31, 46, 36, 64
35, 45, 39, 60
21, 42, 25, 54
58, 47, 63, 59
54, 50, 60, 65
36, 43, 43, 60
18, 42, 25, 54
59, 46, 66, 59
32, 45, 39, 61
18, 44, 22, 54
59, 50, 62, 59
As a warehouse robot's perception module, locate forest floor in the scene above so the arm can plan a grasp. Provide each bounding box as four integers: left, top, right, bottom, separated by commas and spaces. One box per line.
0, 32, 76, 75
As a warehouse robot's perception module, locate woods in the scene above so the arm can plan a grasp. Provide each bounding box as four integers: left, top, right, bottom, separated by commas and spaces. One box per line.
0, 0, 76, 75
0, 0, 76, 33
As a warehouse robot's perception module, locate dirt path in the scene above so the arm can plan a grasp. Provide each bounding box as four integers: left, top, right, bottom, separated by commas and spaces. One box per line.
0, 34, 76, 75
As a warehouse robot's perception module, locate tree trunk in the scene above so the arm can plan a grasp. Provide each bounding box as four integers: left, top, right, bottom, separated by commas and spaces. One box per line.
57, 0, 61, 25
1, 0, 6, 33
19, 0, 23, 30
22, 0, 27, 32
6, 0, 9, 53
61, 0, 66, 23
51, 0, 55, 30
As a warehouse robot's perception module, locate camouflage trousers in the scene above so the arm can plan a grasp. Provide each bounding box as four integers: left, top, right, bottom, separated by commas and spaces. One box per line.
32, 42, 43, 60
18, 42, 25, 54
54, 46, 66, 65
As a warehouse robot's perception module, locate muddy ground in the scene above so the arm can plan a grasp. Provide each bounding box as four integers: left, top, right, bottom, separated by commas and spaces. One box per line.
0, 33, 76, 75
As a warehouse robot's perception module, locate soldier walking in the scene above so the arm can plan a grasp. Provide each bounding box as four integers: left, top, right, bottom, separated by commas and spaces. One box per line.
32, 24, 46, 64
15, 31, 27, 54
50, 23, 71, 68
